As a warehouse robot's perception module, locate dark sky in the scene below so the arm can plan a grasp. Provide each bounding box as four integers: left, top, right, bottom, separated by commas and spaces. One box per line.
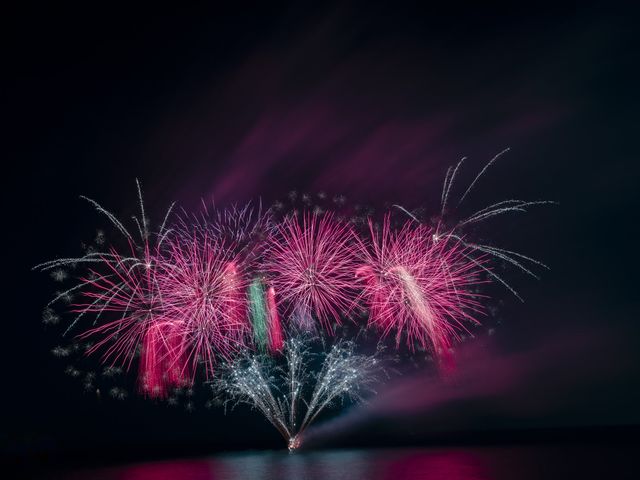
3, 1, 639, 465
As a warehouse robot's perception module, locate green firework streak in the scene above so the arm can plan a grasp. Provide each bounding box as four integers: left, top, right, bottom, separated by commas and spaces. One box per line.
249, 277, 269, 351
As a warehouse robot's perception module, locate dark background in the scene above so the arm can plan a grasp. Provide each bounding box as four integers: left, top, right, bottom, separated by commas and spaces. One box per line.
3, 0, 639, 471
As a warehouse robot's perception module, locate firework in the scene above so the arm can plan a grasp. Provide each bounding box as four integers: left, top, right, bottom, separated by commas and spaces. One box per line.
266, 286, 284, 353
175, 201, 273, 266
263, 213, 358, 332
212, 335, 383, 450
428, 149, 554, 300
35, 150, 554, 450
248, 278, 285, 353
33, 181, 179, 396
156, 231, 250, 379
248, 277, 269, 351
355, 217, 485, 354
138, 319, 189, 397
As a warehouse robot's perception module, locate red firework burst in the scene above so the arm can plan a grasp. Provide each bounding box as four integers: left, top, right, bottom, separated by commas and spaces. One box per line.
355, 217, 485, 354
263, 213, 358, 331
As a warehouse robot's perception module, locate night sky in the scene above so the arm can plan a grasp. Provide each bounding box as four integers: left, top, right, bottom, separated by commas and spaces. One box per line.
4, 1, 639, 469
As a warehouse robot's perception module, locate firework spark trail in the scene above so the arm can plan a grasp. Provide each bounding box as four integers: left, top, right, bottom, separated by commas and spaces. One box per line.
356, 217, 485, 354
212, 336, 383, 450
266, 286, 284, 353
457, 148, 511, 206
264, 213, 358, 332
248, 277, 269, 351
433, 150, 556, 301
138, 319, 189, 397
441, 156, 466, 215
72, 248, 160, 370
218, 355, 292, 440
175, 201, 273, 266
33, 180, 174, 334
297, 340, 382, 437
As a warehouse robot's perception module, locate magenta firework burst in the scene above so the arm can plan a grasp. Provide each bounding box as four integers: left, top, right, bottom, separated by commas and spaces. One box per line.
157, 232, 250, 380
263, 213, 358, 332
74, 245, 162, 372
355, 217, 486, 354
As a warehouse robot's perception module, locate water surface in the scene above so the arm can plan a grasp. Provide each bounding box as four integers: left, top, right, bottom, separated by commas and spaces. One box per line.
53, 444, 635, 479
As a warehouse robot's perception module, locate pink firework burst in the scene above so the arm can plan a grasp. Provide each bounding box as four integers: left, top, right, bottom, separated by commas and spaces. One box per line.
264, 213, 358, 331
71, 243, 186, 397
157, 231, 250, 379
74, 244, 161, 370
355, 217, 486, 354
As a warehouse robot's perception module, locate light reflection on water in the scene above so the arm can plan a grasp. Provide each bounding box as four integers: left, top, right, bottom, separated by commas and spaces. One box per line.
59, 448, 491, 480
57, 445, 626, 480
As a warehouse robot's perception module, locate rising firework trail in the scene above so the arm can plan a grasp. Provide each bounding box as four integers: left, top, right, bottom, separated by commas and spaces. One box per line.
266, 285, 284, 353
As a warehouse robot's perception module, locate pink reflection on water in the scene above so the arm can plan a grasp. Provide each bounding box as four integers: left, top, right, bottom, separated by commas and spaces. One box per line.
61, 449, 495, 480
117, 460, 216, 480
381, 450, 490, 480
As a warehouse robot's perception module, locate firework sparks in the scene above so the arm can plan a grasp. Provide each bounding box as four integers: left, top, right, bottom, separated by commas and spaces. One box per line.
263, 213, 358, 332
437, 150, 556, 301
175, 201, 273, 266
248, 277, 269, 351
212, 336, 383, 450
33, 181, 180, 397
266, 286, 284, 353
157, 231, 250, 379
356, 217, 485, 354
138, 319, 189, 397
